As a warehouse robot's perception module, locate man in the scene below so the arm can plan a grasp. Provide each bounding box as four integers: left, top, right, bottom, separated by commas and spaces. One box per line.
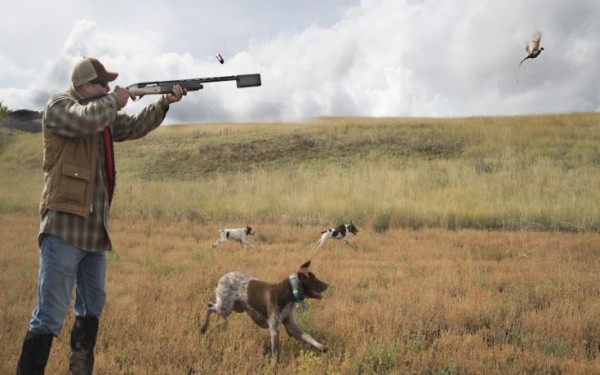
16, 57, 186, 374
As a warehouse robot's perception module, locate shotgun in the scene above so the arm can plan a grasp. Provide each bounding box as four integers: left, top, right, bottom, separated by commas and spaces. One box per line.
126, 73, 261, 98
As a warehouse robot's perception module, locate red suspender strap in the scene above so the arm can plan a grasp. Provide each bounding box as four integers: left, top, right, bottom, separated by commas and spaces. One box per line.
102, 127, 115, 203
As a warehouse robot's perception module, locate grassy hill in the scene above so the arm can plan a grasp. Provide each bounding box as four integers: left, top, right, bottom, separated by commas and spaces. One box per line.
3, 114, 600, 373
116, 117, 466, 179
1, 113, 599, 231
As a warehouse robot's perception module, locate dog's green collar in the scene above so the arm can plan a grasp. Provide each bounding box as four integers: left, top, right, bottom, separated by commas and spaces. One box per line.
288, 274, 307, 309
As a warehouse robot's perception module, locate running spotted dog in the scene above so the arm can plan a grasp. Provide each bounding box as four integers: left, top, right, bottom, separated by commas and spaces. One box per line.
212, 226, 256, 249
315, 222, 358, 249
199, 261, 329, 359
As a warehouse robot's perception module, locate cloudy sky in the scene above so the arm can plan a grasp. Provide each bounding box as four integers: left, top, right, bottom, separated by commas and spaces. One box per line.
1, 0, 598, 124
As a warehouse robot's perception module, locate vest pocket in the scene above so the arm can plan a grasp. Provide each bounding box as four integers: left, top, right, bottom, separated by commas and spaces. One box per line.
59, 163, 91, 205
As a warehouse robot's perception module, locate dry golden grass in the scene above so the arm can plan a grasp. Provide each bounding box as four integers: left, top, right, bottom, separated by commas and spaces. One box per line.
2, 113, 600, 373
3, 212, 600, 374
3, 113, 600, 231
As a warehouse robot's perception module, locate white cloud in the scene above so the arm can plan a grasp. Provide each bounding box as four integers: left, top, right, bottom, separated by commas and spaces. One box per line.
0, 0, 598, 123
63, 20, 163, 58
0, 56, 34, 87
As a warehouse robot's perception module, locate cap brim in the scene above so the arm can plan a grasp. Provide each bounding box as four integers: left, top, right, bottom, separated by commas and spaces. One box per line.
100, 71, 118, 83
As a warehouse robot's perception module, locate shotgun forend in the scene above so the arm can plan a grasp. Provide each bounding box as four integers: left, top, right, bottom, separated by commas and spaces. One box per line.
127, 73, 261, 98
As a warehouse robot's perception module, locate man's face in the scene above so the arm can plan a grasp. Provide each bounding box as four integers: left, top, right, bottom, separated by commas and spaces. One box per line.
82, 79, 110, 98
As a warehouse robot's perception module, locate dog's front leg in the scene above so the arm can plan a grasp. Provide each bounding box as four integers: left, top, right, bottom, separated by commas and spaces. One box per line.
284, 317, 328, 352
343, 237, 356, 248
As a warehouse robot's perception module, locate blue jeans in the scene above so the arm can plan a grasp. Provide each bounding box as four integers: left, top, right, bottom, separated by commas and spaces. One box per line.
28, 235, 107, 336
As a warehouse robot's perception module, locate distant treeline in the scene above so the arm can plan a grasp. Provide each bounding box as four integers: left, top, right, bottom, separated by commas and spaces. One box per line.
0, 109, 42, 133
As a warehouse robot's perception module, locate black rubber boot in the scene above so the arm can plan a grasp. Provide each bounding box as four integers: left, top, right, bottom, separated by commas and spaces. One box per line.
69, 316, 99, 375
16, 331, 54, 375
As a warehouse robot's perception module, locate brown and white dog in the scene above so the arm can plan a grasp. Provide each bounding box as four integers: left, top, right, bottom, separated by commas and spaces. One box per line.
200, 261, 329, 358
316, 222, 358, 249
212, 226, 256, 248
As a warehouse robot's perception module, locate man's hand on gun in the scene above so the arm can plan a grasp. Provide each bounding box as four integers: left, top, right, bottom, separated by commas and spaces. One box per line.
112, 84, 187, 109
162, 84, 187, 105
113, 86, 132, 109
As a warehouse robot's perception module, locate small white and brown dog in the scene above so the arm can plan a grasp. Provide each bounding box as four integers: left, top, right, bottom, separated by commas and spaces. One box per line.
212, 226, 256, 248
316, 222, 358, 249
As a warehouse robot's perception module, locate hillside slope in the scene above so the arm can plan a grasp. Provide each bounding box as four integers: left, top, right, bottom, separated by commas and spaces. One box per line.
1, 114, 599, 230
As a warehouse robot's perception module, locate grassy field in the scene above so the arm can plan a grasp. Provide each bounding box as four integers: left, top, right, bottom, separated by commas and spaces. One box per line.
1, 114, 599, 231
2, 213, 600, 374
1, 113, 600, 373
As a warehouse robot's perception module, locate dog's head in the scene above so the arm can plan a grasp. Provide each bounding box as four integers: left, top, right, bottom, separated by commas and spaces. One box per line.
245, 225, 256, 236
347, 222, 358, 235
297, 261, 328, 299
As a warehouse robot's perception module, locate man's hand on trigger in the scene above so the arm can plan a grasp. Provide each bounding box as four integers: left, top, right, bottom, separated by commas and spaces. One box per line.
162, 84, 187, 105
113, 86, 131, 109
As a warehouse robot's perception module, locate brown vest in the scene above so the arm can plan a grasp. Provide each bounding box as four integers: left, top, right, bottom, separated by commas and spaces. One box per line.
39, 126, 98, 218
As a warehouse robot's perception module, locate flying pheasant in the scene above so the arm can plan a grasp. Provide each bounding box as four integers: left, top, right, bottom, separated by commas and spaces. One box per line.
519, 31, 544, 66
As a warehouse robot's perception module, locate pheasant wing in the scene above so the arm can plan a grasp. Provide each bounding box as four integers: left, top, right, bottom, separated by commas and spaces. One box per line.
526, 31, 542, 54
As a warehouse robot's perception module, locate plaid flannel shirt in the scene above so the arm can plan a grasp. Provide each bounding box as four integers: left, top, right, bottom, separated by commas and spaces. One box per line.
40, 90, 168, 252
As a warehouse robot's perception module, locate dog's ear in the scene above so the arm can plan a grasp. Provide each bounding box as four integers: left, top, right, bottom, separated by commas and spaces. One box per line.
300, 260, 311, 270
